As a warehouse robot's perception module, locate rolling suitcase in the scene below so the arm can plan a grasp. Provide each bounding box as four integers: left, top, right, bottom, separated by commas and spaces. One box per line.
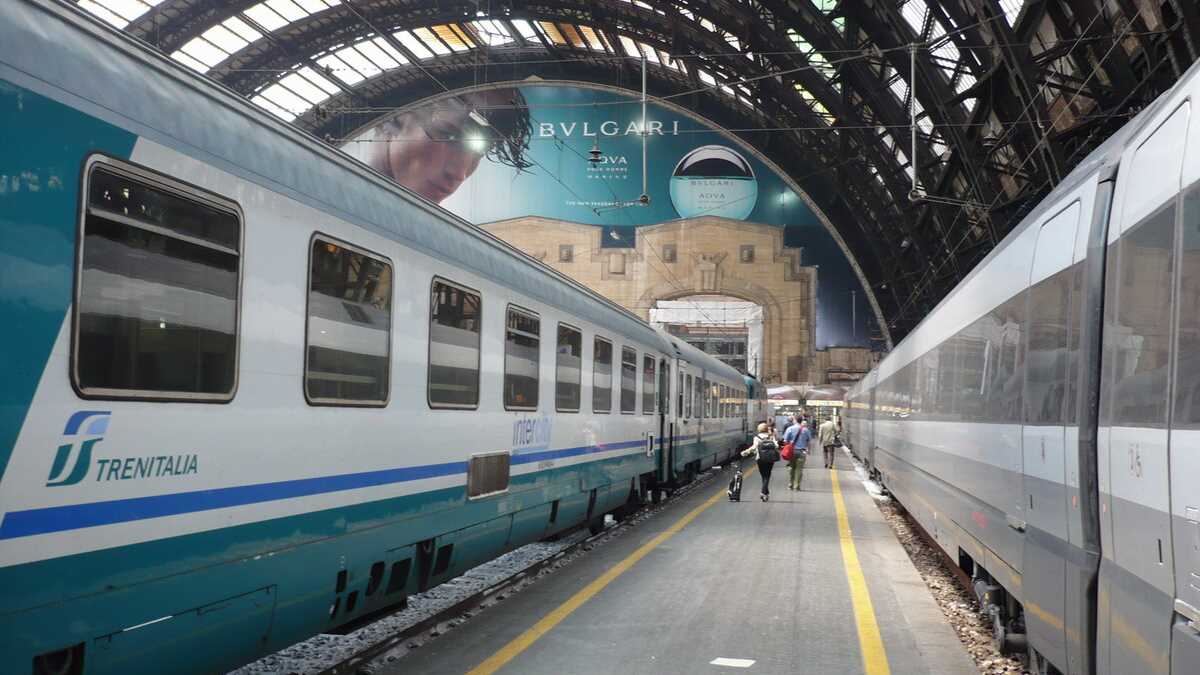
728, 465, 743, 501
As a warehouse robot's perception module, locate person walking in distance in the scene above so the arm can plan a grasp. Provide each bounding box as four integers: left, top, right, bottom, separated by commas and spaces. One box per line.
781, 415, 806, 491
819, 416, 838, 469
741, 423, 780, 501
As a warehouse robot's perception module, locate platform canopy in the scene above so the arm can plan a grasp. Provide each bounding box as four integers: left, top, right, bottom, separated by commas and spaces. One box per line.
74, 0, 1200, 339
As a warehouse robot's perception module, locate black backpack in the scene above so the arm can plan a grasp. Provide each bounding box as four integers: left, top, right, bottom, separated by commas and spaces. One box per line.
757, 436, 780, 463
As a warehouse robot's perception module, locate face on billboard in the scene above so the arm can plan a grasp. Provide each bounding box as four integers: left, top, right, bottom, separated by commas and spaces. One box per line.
343, 84, 872, 347
363, 88, 532, 204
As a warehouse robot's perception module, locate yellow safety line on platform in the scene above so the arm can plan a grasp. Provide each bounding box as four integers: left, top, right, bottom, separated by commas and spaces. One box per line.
466, 466, 756, 675
830, 469, 891, 675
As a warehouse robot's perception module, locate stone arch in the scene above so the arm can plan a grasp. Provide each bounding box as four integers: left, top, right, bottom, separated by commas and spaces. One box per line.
638, 281, 788, 383
480, 216, 818, 383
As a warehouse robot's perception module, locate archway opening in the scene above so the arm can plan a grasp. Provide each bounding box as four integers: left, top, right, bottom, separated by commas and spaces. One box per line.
649, 295, 763, 377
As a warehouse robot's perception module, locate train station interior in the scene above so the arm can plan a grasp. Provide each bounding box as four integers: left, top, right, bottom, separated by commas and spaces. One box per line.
4, 0, 1200, 674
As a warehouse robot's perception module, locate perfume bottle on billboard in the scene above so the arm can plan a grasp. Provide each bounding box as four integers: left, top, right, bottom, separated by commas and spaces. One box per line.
669, 145, 758, 220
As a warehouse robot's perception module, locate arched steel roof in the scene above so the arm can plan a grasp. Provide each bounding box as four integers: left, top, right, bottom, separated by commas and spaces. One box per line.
73, 0, 1200, 341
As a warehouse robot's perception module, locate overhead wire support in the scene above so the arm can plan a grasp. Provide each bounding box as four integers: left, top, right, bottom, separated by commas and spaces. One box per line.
906, 41, 987, 210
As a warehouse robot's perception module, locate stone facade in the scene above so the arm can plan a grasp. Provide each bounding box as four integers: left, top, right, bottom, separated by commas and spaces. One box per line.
479, 215, 819, 383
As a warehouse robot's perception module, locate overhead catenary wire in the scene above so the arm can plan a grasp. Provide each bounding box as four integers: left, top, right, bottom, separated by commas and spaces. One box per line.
890, 6, 1140, 324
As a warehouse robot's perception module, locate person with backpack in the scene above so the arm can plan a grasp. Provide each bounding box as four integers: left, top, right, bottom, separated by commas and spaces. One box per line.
780, 415, 807, 490
741, 422, 780, 501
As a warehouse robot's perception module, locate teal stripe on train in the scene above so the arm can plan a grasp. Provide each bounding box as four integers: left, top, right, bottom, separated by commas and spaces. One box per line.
0, 81, 136, 480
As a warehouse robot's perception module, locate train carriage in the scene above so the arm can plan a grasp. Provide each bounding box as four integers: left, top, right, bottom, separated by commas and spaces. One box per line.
844, 52, 1200, 675
0, 2, 763, 673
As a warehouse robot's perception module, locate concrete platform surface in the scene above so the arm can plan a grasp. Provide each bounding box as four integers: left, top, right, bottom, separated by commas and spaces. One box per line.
377, 450, 977, 675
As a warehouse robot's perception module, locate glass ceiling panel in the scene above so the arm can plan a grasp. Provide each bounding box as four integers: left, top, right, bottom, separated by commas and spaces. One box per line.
279, 68, 337, 104
201, 25, 250, 54
358, 38, 407, 67
259, 82, 309, 118
412, 27, 450, 55
263, 0, 308, 24
510, 20, 538, 40
579, 26, 608, 52
431, 24, 473, 52
471, 20, 514, 47
999, 0, 1024, 26
292, 0, 340, 13
251, 93, 295, 121
558, 24, 588, 50
901, 1, 928, 36
242, 4, 289, 32
538, 22, 567, 47
396, 30, 435, 59
317, 53, 363, 84
77, 0, 126, 28
77, 0, 165, 28
170, 50, 208, 74
222, 17, 263, 43
619, 35, 640, 57
178, 36, 229, 68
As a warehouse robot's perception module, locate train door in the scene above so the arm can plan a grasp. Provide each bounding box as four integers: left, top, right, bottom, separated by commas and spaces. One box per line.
658, 357, 669, 465
669, 360, 691, 484
1097, 100, 1187, 675
1020, 200, 1082, 670
1168, 114, 1200, 669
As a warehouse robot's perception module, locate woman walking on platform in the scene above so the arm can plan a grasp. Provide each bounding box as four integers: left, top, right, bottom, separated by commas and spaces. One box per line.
741, 423, 781, 501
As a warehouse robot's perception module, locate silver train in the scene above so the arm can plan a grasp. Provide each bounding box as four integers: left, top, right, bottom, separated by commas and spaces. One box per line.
844, 59, 1200, 674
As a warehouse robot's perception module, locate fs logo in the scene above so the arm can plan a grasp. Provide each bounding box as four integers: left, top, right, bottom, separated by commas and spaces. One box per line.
46, 410, 110, 487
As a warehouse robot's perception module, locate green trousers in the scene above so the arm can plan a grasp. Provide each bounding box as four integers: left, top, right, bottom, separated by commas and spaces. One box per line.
787, 454, 805, 489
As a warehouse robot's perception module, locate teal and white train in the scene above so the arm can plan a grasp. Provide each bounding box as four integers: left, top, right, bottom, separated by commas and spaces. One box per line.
0, 3, 766, 673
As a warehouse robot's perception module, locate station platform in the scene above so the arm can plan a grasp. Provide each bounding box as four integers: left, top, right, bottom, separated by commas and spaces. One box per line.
378, 450, 977, 675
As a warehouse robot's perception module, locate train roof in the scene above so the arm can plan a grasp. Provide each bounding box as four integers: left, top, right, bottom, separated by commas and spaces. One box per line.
1, 0, 673, 356
856, 55, 1200, 394
656, 331, 744, 383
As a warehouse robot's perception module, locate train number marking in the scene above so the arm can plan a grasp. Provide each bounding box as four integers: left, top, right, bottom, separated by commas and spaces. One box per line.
1128, 442, 1143, 478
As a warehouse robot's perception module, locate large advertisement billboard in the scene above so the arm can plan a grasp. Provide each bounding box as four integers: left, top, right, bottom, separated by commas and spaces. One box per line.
341, 84, 872, 347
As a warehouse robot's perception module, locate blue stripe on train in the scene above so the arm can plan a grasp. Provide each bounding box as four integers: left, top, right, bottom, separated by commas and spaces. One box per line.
0, 435, 702, 539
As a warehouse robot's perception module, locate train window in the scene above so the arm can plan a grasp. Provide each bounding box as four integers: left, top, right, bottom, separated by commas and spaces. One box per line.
467, 452, 510, 499
75, 163, 241, 400
1111, 202, 1176, 426
642, 355, 656, 414
677, 371, 684, 417
305, 237, 393, 405
985, 300, 1025, 422
1024, 267, 1072, 426
685, 374, 693, 417
659, 360, 669, 415
695, 376, 703, 418
429, 279, 482, 408
1064, 261, 1085, 426
620, 347, 637, 414
593, 337, 612, 413
504, 306, 540, 411
1174, 186, 1200, 427
555, 323, 582, 412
